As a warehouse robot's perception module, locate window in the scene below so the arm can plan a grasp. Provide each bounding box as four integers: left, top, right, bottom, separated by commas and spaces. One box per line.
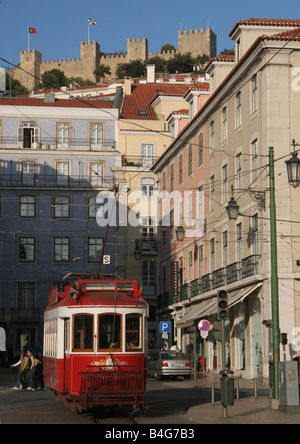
252, 139, 258, 181
210, 175, 215, 212
141, 217, 155, 242
253, 214, 259, 257
198, 245, 203, 278
209, 121, 215, 153
223, 231, 228, 267
252, 75, 258, 114
22, 161, 35, 186
20, 196, 36, 217
188, 251, 193, 281
170, 164, 174, 192
56, 162, 69, 186
19, 237, 35, 262
236, 153, 242, 190
54, 196, 70, 218
90, 162, 103, 186
18, 282, 35, 310
210, 238, 215, 273
162, 172, 166, 191
126, 314, 142, 351
188, 143, 193, 176
141, 144, 154, 166
18, 122, 39, 149
88, 237, 103, 262
73, 314, 94, 352
170, 208, 174, 241
222, 164, 228, 203
222, 107, 228, 142
237, 223, 242, 265
178, 154, 183, 185
54, 237, 70, 262
142, 261, 156, 287
90, 123, 103, 148
198, 133, 204, 167
88, 195, 104, 219
141, 178, 154, 197
236, 92, 242, 128
56, 122, 70, 148
98, 314, 121, 351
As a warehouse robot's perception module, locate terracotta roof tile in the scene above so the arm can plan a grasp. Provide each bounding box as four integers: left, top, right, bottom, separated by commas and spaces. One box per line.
229, 18, 300, 37
121, 83, 191, 120
0, 97, 114, 109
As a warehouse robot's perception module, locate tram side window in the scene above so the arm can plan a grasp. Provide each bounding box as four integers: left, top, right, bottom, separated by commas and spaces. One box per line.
73, 314, 94, 352
126, 314, 142, 351
98, 314, 121, 351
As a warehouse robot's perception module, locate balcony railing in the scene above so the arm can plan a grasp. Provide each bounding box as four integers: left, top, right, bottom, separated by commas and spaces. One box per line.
0, 174, 113, 189
11, 307, 40, 321
0, 137, 117, 151
159, 255, 260, 309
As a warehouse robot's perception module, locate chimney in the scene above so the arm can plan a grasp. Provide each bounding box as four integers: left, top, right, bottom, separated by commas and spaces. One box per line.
147, 64, 155, 83
124, 77, 132, 95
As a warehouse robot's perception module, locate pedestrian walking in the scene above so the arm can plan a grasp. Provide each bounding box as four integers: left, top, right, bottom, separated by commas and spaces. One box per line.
10, 350, 27, 389
26, 349, 38, 391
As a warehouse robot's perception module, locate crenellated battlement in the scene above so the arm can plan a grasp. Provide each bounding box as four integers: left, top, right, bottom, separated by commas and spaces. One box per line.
12, 26, 217, 90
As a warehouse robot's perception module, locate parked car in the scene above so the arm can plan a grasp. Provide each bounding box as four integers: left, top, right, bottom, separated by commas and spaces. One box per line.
148, 350, 191, 380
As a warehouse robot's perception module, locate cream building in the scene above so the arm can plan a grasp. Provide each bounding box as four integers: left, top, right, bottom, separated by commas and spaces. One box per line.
154, 18, 300, 381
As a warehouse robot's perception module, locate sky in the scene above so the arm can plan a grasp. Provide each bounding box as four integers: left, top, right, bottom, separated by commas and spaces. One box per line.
0, 0, 300, 71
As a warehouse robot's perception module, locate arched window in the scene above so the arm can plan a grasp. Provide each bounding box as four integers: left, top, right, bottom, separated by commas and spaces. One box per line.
98, 313, 122, 352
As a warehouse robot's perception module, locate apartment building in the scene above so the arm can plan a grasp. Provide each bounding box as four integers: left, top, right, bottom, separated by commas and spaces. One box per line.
0, 94, 122, 353
153, 18, 300, 380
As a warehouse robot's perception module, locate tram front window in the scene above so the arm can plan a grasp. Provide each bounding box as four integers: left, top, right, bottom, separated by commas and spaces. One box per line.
73, 314, 94, 352
98, 314, 121, 351
126, 314, 142, 351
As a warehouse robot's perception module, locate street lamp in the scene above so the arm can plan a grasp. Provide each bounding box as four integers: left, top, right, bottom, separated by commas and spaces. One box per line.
134, 240, 142, 260
285, 140, 300, 188
176, 226, 185, 242
226, 186, 239, 220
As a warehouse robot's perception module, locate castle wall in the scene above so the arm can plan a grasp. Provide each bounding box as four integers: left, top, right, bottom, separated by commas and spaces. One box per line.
11, 27, 217, 90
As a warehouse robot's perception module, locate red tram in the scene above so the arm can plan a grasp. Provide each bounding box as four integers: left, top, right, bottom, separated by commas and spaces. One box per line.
43, 276, 148, 412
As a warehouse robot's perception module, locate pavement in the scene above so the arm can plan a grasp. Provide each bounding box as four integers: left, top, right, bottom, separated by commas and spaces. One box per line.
1, 367, 300, 424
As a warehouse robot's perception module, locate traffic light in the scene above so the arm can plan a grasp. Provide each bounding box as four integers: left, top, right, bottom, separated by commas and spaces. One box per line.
217, 289, 229, 320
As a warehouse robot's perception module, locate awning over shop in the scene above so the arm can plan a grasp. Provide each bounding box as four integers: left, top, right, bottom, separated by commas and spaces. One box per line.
175, 282, 262, 329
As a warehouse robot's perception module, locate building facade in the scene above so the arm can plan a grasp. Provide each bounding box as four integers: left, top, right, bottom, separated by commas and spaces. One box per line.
153, 18, 300, 380
0, 94, 122, 354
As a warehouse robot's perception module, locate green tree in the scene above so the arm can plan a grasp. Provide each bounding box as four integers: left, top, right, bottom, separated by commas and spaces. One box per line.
161, 43, 176, 52
94, 64, 112, 82
38, 69, 68, 89
219, 49, 235, 55
146, 56, 167, 73
116, 60, 145, 79
166, 53, 195, 74
5, 73, 29, 96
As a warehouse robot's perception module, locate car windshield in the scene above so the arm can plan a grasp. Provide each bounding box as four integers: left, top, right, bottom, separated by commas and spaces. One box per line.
161, 352, 187, 360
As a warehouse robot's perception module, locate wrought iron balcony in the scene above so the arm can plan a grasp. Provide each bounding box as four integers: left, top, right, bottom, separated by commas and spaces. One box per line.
0, 137, 117, 151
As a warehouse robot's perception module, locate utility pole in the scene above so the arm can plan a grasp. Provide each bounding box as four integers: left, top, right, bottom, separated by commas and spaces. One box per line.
269, 147, 280, 406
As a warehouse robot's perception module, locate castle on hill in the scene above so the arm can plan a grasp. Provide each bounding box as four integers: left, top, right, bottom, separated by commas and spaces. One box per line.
11, 27, 217, 91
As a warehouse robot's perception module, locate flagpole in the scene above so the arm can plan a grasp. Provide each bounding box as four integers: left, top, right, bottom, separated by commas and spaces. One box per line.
88, 21, 90, 43
28, 29, 30, 51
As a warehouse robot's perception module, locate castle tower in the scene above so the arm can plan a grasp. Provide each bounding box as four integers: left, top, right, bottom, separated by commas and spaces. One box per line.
127, 37, 148, 62
178, 27, 217, 59
80, 41, 100, 82
14, 49, 42, 91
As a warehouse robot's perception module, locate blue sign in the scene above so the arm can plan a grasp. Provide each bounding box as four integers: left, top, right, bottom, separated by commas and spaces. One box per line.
160, 321, 171, 333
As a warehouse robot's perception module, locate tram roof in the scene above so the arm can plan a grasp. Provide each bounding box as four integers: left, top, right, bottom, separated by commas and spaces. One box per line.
46, 279, 147, 311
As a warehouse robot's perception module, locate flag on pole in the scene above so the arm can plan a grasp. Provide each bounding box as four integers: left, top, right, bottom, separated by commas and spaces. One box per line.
28, 27, 37, 34
88, 18, 96, 25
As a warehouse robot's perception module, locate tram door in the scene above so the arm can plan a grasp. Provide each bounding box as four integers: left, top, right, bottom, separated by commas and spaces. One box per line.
63, 319, 70, 392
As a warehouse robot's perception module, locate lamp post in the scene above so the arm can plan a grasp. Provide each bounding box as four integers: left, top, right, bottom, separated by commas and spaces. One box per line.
176, 226, 185, 242
226, 147, 280, 405
285, 139, 300, 188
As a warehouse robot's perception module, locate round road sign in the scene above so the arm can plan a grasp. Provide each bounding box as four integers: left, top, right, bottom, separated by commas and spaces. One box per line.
198, 319, 211, 332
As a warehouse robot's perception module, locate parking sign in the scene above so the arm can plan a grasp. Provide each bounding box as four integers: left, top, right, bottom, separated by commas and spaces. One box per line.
160, 321, 171, 333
